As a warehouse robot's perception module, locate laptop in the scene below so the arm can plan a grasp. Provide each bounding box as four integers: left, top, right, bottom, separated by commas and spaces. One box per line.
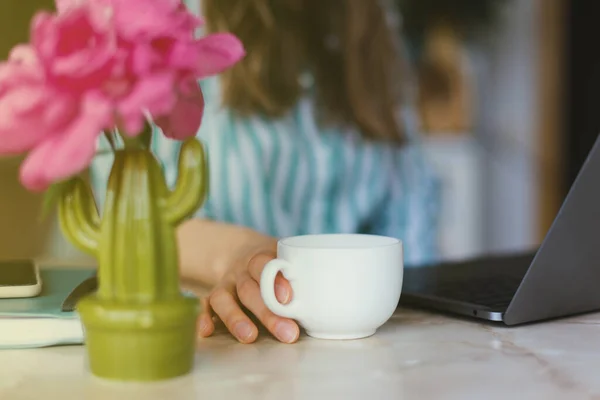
400, 133, 600, 326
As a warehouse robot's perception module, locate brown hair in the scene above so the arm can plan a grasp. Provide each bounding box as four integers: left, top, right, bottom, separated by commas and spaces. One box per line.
202, 0, 407, 143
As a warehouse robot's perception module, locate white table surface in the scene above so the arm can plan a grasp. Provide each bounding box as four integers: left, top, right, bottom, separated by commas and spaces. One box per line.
1, 307, 599, 400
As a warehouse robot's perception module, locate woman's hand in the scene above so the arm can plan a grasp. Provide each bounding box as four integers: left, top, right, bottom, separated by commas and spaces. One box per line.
199, 252, 299, 344
177, 219, 300, 344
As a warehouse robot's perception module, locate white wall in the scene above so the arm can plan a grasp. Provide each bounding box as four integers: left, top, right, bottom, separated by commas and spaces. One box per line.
423, 136, 485, 260
474, 0, 540, 253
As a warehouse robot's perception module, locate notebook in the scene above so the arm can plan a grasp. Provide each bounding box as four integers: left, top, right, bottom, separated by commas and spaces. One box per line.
0, 268, 94, 349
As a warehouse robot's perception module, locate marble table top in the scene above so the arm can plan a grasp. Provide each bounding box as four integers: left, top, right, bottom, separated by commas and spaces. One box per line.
1, 307, 600, 400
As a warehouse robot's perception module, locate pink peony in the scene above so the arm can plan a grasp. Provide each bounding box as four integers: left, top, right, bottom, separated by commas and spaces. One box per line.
44, 0, 243, 140
0, 0, 245, 191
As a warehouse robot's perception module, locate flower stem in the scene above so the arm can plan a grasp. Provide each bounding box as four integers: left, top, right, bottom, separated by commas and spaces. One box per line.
118, 122, 153, 150
104, 131, 117, 151
139, 124, 153, 150
120, 134, 141, 149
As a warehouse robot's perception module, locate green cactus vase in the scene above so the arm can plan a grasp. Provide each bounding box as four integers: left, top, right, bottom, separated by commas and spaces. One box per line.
57, 137, 208, 381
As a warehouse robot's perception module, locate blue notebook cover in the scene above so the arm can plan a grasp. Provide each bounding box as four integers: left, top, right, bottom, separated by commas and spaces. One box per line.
0, 268, 94, 349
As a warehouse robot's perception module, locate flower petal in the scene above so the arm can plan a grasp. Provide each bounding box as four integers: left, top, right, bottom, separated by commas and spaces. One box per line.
19, 93, 112, 191
117, 71, 176, 136
32, 7, 117, 91
192, 33, 245, 77
155, 77, 203, 140
0, 93, 50, 153
111, 0, 197, 40
54, 0, 85, 13
0, 85, 79, 154
7, 44, 40, 67
0, 57, 44, 96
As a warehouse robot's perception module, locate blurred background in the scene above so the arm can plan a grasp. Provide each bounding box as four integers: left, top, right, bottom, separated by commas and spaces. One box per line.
0, 0, 589, 264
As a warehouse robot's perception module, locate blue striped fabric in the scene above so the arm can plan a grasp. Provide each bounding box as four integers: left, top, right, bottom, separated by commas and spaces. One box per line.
90, 75, 441, 266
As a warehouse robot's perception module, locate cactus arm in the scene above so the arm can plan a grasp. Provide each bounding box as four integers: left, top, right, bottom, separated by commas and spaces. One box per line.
58, 177, 100, 256
164, 138, 208, 225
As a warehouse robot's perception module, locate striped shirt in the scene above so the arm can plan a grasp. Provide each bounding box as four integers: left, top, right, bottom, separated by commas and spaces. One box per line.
90, 1, 442, 267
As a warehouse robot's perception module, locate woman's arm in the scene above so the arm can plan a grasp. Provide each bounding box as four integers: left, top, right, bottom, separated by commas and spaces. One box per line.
177, 218, 276, 287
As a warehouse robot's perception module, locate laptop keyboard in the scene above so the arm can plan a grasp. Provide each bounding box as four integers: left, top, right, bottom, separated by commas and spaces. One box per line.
402, 251, 535, 313
423, 275, 522, 310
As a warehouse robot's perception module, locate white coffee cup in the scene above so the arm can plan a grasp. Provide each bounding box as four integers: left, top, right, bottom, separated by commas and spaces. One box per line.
260, 234, 403, 340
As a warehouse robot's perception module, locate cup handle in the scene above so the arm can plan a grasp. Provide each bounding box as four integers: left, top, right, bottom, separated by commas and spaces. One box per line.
260, 259, 299, 319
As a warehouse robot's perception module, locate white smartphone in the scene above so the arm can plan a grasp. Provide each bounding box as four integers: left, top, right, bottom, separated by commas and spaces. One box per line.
0, 259, 42, 298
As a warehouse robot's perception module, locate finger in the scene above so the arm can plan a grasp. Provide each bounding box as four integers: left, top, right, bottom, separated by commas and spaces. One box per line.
197, 296, 215, 337
247, 252, 275, 281
273, 273, 293, 304
237, 272, 300, 344
247, 253, 293, 304
209, 286, 258, 343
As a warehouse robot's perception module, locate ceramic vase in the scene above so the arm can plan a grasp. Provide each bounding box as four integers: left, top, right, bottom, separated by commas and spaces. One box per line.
57, 137, 208, 381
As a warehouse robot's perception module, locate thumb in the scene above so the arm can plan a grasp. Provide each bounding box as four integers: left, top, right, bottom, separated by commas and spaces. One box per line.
248, 252, 294, 304
274, 272, 293, 304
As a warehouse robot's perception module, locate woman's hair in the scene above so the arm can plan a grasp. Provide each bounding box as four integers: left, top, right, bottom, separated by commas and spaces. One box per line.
202, 0, 407, 143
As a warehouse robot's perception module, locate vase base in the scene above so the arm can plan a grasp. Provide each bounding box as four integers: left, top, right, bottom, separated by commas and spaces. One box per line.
78, 294, 199, 382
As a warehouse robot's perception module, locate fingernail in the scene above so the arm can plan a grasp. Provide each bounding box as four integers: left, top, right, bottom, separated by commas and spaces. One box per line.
275, 321, 299, 343
198, 317, 210, 335
275, 284, 290, 303
234, 322, 254, 341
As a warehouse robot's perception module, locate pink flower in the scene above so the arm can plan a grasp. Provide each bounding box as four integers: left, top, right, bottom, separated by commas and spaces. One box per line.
45, 0, 244, 139
0, 0, 245, 191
